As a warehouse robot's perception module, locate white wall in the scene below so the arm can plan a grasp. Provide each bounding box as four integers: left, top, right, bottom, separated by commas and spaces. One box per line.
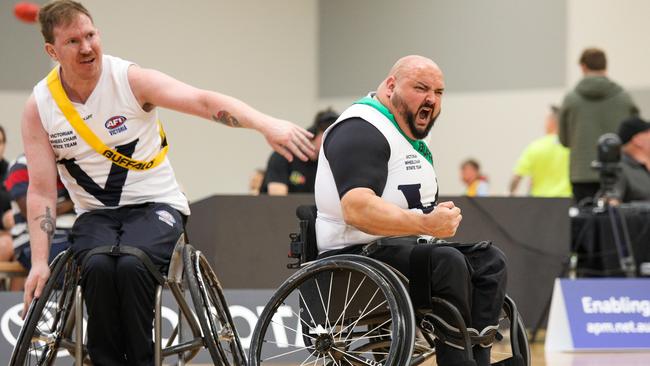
567, 0, 650, 89
87, 0, 319, 200
0, 0, 318, 201
3, 0, 650, 199
0, 91, 31, 163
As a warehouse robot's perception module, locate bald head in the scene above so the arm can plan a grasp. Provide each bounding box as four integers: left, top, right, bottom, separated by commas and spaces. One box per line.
378, 55, 444, 95
376, 55, 445, 140
388, 55, 441, 80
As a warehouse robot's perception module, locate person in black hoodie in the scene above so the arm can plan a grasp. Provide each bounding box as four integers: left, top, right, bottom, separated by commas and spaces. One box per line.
559, 48, 638, 204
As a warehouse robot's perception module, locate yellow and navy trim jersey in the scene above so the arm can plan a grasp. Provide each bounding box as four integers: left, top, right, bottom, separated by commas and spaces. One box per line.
32, 55, 189, 215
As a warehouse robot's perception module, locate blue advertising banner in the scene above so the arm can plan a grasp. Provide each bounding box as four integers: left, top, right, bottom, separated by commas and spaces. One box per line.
546, 278, 650, 351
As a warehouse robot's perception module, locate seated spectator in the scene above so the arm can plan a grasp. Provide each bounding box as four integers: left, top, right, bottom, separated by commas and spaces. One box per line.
461, 159, 489, 196
509, 106, 571, 197
0, 125, 13, 274
614, 117, 650, 202
248, 168, 265, 195
1, 154, 74, 290
261, 108, 339, 195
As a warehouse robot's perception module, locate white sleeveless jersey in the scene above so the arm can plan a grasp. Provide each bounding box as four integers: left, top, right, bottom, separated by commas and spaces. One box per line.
33, 55, 190, 215
315, 102, 438, 252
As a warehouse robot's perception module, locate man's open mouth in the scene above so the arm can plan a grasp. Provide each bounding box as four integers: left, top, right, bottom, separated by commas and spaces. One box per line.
418, 107, 432, 121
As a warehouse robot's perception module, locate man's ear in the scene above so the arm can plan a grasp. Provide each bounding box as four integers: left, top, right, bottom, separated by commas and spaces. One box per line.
385, 76, 396, 97
45, 43, 57, 61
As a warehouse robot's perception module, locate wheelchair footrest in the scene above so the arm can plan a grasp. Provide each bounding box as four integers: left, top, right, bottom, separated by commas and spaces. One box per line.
420, 313, 498, 350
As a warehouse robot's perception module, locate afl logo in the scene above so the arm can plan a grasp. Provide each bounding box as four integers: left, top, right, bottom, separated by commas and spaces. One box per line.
105, 116, 128, 135
105, 116, 127, 129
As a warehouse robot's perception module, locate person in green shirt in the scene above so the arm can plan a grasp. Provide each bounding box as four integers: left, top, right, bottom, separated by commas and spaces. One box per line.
510, 106, 572, 197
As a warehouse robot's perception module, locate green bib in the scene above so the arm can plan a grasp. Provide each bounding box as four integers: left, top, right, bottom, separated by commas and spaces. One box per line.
354, 97, 433, 165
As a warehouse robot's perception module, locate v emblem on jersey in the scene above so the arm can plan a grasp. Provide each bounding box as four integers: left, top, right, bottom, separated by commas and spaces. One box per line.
60, 140, 137, 206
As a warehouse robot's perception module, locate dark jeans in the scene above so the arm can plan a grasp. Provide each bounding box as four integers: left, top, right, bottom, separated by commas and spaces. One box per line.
71, 203, 184, 366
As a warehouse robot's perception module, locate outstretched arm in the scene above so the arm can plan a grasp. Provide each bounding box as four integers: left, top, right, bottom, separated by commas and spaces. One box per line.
128, 65, 315, 162
21, 95, 58, 315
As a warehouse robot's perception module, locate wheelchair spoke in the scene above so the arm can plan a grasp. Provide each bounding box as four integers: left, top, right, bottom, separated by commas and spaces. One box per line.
326, 272, 334, 330
336, 348, 383, 366
345, 318, 392, 347
315, 275, 332, 330
297, 350, 319, 366
337, 272, 352, 343
345, 349, 389, 356
298, 290, 320, 331
334, 274, 367, 342
263, 338, 314, 349
344, 330, 393, 345
282, 299, 324, 338
270, 318, 317, 340
336, 289, 383, 340
262, 343, 316, 361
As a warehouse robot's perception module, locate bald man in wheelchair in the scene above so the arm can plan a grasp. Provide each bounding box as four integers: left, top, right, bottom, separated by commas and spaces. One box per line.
314, 55, 507, 366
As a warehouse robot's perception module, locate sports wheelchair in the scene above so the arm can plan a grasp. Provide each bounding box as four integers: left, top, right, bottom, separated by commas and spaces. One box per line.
249, 205, 530, 366
9, 235, 246, 366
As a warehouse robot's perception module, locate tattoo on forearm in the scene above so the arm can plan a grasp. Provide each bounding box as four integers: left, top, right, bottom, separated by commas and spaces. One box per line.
35, 206, 55, 241
212, 110, 241, 127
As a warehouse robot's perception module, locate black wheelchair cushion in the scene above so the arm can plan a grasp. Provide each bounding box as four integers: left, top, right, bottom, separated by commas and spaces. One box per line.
295, 205, 319, 262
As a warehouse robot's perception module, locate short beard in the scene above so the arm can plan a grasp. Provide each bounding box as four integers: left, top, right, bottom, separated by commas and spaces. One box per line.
391, 93, 439, 139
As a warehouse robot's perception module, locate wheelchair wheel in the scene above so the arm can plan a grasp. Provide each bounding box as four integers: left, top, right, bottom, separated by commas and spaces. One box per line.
332, 254, 417, 364
249, 257, 415, 366
9, 250, 78, 366
495, 296, 530, 366
183, 244, 247, 366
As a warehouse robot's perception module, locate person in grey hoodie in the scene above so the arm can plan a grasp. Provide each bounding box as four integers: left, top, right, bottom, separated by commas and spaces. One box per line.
559, 47, 638, 204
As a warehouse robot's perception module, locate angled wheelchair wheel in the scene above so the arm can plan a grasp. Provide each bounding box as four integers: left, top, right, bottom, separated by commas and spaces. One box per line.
249, 256, 415, 366
9, 249, 78, 366
493, 295, 530, 366
183, 244, 247, 366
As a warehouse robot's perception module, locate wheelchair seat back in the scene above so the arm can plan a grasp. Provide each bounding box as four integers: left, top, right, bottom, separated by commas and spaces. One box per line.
288, 205, 319, 266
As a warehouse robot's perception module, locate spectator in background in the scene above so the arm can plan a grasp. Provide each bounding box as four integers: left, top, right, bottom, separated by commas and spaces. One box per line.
461, 159, 489, 196
261, 108, 339, 195
559, 47, 638, 203
0, 126, 8, 180
614, 117, 650, 202
0, 125, 12, 267
0, 154, 75, 290
248, 168, 265, 195
510, 106, 571, 197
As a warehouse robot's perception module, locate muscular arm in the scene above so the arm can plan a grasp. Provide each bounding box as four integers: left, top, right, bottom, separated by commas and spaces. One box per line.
341, 188, 461, 238
127, 66, 314, 162
325, 119, 461, 238
22, 95, 58, 309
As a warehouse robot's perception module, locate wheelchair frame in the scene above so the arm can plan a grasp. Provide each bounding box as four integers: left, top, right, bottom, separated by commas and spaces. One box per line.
249, 205, 530, 366
9, 236, 246, 366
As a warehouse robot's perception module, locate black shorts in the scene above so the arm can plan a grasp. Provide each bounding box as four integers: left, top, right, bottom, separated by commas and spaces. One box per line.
70, 202, 185, 269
